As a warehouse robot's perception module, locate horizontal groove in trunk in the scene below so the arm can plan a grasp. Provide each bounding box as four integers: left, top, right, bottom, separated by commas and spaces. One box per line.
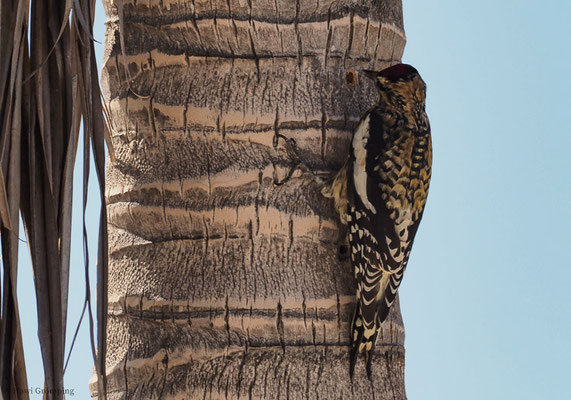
108, 118, 356, 136
106, 175, 335, 213
104, 295, 404, 350
109, 0, 404, 34
103, 312, 403, 352
103, 299, 403, 363
105, 131, 349, 186
106, 221, 340, 253
97, 343, 405, 399
103, 57, 383, 118
107, 113, 355, 136
106, 234, 351, 301
104, 16, 404, 62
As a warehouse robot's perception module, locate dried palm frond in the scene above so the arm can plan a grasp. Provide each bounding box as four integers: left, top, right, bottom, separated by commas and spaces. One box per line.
0, 0, 111, 398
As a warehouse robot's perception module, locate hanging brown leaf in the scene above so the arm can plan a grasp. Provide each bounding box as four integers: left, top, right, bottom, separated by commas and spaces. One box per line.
0, 0, 109, 397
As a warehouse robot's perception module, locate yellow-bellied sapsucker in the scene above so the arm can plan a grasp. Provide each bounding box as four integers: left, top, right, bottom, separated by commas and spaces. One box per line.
275, 63, 431, 378
327, 64, 432, 377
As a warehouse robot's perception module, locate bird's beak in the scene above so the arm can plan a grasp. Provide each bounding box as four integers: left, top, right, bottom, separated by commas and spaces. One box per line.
361, 70, 378, 81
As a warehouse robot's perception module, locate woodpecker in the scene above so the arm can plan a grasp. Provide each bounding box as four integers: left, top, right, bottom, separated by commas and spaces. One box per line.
276, 63, 432, 378
329, 64, 432, 377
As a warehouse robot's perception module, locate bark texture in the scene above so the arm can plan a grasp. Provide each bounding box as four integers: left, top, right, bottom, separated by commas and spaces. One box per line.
96, 0, 406, 398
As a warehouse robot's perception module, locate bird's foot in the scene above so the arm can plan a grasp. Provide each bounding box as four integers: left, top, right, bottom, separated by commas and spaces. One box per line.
273, 134, 308, 186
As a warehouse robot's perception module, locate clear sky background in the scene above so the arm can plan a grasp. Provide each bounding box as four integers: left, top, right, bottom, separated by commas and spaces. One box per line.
18, 0, 570, 399
400, 0, 571, 399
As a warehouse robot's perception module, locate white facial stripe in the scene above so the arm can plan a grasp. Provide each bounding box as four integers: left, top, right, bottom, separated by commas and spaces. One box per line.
352, 115, 377, 214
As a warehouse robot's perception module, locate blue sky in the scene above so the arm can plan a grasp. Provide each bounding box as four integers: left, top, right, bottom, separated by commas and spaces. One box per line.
18, 1, 570, 398
400, 1, 571, 399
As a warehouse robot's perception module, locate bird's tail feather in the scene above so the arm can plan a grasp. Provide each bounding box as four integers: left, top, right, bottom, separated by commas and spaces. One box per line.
349, 305, 380, 380
349, 309, 364, 380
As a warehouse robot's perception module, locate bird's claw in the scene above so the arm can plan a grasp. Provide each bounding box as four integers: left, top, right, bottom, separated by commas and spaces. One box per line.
273, 162, 301, 186
276, 133, 302, 162
273, 134, 304, 186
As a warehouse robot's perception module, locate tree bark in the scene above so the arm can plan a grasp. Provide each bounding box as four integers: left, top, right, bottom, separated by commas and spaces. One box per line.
95, 0, 406, 398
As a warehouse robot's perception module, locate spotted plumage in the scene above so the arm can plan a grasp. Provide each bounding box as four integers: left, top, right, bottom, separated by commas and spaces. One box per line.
323, 64, 432, 377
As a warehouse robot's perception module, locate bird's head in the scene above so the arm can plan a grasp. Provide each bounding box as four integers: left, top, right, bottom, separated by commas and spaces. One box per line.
362, 64, 426, 110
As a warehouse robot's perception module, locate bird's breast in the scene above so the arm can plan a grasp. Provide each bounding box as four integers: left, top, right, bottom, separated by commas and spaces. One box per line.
376, 128, 431, 223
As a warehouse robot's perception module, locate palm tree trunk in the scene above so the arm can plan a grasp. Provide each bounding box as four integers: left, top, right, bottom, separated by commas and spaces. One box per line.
96, 0, 406, 398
